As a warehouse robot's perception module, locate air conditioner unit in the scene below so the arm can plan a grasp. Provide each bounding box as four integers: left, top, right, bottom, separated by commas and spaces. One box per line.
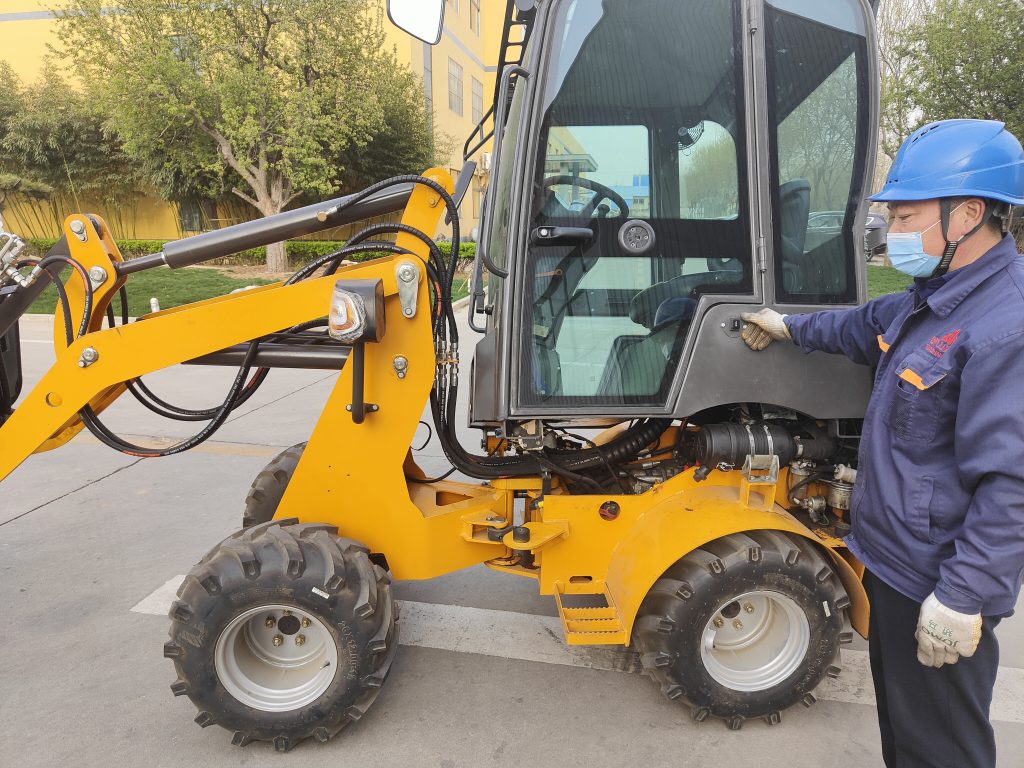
480, 152, 493, 172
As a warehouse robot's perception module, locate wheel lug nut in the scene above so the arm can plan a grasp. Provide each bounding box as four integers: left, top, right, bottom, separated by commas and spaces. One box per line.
295, 634, 306, 646
272, 635, 283, 647
733, 619, 744, 630
265, 616, 276, 628
744, 603, 754, 614
301, 618, 311, 628
282, 610, 292, 616
713, 617, 724, 628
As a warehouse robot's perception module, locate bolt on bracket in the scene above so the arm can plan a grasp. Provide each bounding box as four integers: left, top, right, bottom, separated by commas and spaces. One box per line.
396, 260, 420, 318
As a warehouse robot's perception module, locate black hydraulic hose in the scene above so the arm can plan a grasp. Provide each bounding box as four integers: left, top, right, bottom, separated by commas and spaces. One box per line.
554, 427, 629, 493
108, 284, 270, 422
38, 250, 262, 457
534, 454, 604, 493
37, 255, 93, 340
79, 342, 260, 458
337, 223, 455, 339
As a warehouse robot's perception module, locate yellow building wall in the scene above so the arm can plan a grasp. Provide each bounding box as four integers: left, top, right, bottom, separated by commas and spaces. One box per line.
0, 0, 503, 242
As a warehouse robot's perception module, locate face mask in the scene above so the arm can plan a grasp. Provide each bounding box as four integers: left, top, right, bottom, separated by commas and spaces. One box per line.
887, 232, 941, 277
885, 203, 965, 278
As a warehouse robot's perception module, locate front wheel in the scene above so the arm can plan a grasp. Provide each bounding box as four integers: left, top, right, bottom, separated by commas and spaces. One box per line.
164, 519, 398, 751
632, 531, 850, 728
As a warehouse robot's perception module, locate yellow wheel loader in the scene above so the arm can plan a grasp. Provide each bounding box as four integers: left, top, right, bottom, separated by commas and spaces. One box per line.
0, 0, 882, 751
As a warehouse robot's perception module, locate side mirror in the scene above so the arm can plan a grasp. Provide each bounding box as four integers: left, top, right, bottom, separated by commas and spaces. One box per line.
387, 0, 445, 45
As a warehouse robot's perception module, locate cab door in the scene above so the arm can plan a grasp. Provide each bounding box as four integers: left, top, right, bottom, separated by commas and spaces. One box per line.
510, 0, 755, 417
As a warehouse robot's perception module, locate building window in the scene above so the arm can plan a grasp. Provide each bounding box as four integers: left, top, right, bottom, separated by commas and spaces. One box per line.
471, 77, 484, 123
470, 0, 481, 35
448, 58, 463, 116
178, 200, 205, 232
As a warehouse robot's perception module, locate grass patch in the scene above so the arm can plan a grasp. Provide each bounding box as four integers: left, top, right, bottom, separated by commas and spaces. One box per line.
451, 277, 470, 302
28, 268, 273, 316
866, 264, 912, 299
28, 269, 471, 315
28, 265, 890, 317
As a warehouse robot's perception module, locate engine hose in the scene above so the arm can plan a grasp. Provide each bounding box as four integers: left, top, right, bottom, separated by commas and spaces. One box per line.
555, 419, 671, 472
430, 379, 672, 484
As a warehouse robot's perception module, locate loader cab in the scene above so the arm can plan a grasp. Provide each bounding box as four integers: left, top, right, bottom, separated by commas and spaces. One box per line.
470, 0, 877, 426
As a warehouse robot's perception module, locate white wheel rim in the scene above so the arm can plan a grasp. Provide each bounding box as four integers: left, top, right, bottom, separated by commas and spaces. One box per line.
215, 604, 340, 712
700, 590, 810, 692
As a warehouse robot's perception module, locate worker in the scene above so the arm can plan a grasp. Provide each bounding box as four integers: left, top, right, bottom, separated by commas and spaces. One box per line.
741, 119, 1024, 768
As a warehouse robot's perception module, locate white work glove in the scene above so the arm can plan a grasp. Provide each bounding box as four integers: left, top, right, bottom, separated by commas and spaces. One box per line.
740, 309, 791, 351
915, 592, 982, 668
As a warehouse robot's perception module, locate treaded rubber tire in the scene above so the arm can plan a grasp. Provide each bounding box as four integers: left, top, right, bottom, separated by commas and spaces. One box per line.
632, 531, 850, 729
243, 443, 306, 528
164, 518, 398, 751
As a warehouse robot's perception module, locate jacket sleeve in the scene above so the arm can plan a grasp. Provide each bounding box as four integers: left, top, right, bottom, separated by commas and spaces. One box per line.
936, 330, 1024, 615
783, 292, 907, 366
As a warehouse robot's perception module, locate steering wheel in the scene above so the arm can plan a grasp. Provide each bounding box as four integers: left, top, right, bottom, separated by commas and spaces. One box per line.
542, 175, 630, 219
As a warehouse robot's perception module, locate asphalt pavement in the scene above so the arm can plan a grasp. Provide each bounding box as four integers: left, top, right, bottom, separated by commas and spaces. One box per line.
3, 309, 1024, 768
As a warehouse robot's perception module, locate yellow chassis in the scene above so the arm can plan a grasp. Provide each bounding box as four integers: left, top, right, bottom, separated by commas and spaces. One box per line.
0, 168, 868, 644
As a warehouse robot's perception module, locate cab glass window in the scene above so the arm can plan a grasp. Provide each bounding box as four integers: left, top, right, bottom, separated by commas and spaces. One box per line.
679, 121, 739, 220
766, 1, 868, 304
520, 0, 750, 409
542, 125, 649, 219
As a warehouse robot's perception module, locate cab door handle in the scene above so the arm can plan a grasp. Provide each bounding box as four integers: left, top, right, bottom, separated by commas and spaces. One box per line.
530, 226, 594, 245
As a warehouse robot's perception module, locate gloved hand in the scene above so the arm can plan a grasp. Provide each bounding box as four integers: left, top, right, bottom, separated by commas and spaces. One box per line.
915, 592, 982, 668
740, 309, 791, 351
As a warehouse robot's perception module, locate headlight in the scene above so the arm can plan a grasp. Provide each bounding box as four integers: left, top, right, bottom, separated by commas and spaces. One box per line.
328, 286, 367, 343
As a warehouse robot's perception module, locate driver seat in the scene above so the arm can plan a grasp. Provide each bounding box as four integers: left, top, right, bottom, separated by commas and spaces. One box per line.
779, 179, 811, 293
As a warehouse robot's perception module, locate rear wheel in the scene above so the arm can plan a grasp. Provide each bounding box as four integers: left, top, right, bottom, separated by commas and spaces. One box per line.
632, 531, 850, 728
165, 519, 398, 750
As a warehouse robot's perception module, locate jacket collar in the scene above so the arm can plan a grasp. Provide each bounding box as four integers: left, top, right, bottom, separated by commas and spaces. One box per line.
918, 235, 1021, 318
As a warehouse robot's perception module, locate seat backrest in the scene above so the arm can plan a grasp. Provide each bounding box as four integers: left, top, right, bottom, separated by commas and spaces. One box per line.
779, 179, 811, 261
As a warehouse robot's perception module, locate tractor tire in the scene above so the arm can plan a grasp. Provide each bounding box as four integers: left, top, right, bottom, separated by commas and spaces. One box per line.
165, 519, 398, 751
243, 443, 306, 528
632, 530, 850, 729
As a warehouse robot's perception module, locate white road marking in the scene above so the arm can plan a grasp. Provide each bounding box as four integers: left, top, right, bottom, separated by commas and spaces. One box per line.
131, 575, 184, 615
134, 576, 1024, 723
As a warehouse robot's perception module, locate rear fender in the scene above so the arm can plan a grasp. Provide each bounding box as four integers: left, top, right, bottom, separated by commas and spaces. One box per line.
604, 484, 867, 640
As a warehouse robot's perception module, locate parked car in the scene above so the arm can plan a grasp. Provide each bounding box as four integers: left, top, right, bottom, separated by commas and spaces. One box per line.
864, 211, 888, 260
804, 209, 888, 261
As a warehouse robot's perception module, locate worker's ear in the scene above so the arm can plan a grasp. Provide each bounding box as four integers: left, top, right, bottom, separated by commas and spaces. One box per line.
957, 198, 989, 238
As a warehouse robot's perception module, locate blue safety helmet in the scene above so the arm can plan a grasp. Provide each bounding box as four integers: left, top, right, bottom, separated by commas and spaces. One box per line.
869, 119, 1024, 205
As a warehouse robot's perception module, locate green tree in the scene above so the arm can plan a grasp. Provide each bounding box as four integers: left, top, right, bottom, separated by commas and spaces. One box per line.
2, 71, 147, 238
910, 0, 1024, 141
876, 0, 928, 162
58, 0, 435, 270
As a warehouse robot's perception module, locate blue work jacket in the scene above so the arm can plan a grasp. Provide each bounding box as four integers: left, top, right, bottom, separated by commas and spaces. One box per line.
785, 235, 1024, 616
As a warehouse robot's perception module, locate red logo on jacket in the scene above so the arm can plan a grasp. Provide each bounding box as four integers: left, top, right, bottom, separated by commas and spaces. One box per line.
925, 329, 961, 358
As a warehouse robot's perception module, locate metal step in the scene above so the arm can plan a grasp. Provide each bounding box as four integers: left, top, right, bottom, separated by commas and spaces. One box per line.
556, 589, 627, 646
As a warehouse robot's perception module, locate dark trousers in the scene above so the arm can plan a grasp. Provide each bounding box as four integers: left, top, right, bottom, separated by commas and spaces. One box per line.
863, 569, 1002, 768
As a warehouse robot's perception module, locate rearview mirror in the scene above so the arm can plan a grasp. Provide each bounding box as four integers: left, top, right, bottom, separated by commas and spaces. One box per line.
387, 0, 445, 45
